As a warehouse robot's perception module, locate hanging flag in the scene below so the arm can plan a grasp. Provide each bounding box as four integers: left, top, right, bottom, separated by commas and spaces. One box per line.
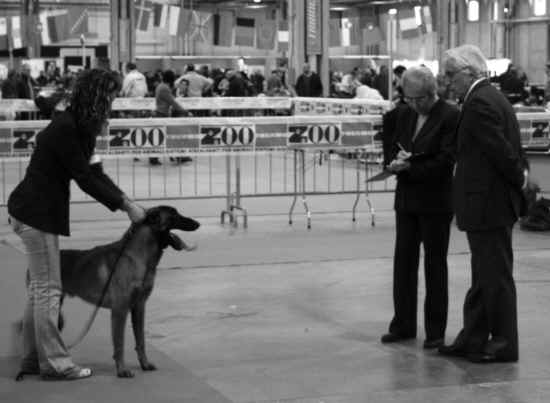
153, 3, 169, 28
235, 17, 255, 47
0, 17, 8, 51
68, 7, 89, 36
399, 8, 419, 39
277, 20, 289, 52
178, 8, 192, 37
11, 16, 23, 49
348, 16, 361, 45
47, 11, 70, 43
329, 18, 341, 47
39, 12, 50, 45
135, 0, 153, 31
257, 19, 276, 50
214, 11, 233, 46
168, 6, 180, 36
420, 6, 432, 34
189, 11, 212, 42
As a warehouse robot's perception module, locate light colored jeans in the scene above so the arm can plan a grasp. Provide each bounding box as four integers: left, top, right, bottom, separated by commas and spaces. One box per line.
10, 216, 75, 375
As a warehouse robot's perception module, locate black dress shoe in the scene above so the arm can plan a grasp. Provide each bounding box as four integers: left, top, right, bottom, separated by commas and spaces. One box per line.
423, 338, 444, 349
380, 333, 415, 344
466, 352, 518, 364
438, 344, 467, 357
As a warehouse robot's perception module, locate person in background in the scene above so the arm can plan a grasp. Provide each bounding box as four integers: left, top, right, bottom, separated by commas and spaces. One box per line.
176, 78, 190, 98
120, 62, 148, 98
438, 44, 528, 364
373, 65, 390, 100
154, 69, 191, 164
1, 70, 19, 99
380, 66, 459, 349
8, 68, 146, 381
381, 66, 408, 168
179, 64, 213, 98
294, 62, 323, 97
355, 73, 384, 100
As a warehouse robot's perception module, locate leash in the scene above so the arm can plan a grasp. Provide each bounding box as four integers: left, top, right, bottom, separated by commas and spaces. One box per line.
66, 225, 135, 349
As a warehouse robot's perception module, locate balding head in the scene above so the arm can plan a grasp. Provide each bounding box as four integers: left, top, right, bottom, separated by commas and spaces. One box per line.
443, 44, 487, 78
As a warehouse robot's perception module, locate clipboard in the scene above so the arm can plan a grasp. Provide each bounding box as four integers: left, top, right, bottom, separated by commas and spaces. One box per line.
366, 169, 395, 182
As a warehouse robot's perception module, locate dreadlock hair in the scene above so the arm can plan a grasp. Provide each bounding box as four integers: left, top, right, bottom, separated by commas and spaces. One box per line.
68, 68, 121, 137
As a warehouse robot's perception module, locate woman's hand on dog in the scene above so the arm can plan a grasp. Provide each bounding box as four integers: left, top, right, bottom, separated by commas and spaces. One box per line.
121, 196, 146, 223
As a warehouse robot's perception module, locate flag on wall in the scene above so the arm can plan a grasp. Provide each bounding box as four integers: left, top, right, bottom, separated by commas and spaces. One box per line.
153, 3, 170, 28
168, 6, 180, 36
47, 11, 70, 43
329, 18, 341, 47
235, 17, 255, 47
135, 0, 153, 31
214, 11, 233, 47
420, 6, 432, 34
0, 17, 8, 51
277, 20, 289, 52
11, 16, 23, 49
189, 11, 212, 42
68, 7, 89, 36
399, 8, 419, 39
257, 19, 276, 50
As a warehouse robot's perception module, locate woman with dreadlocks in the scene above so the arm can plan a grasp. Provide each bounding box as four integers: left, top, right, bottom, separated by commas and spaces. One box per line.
8, 68, 146, 381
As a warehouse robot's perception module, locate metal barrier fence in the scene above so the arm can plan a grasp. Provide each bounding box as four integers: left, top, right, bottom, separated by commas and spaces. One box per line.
0, 114, 393, 228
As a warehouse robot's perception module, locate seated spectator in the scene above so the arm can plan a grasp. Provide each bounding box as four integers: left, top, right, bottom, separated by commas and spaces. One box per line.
355, 73, 384, 100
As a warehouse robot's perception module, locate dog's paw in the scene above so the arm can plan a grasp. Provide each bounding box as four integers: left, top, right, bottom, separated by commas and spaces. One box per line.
140, 362, 157, 371
116, 368, 135, 378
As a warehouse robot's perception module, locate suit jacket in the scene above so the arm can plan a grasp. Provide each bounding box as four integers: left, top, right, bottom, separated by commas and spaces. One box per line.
391, 99, 459, 214
8, 110, 124, 236
453, 79, 528, 231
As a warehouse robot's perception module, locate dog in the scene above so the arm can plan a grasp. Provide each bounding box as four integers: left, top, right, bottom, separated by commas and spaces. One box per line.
59, 206, 199, 378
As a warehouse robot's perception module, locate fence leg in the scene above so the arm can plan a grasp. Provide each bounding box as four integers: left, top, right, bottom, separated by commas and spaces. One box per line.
288, 149, 298, 225
301, 150, 311, 230
230, 154, 248, 228
221, 154, 234, 225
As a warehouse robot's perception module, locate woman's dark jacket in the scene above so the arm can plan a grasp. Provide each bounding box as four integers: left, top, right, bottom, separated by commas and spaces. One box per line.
8, 110, 124, 236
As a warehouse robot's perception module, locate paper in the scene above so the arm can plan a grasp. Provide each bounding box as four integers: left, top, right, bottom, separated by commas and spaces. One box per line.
366, 169, 394, 182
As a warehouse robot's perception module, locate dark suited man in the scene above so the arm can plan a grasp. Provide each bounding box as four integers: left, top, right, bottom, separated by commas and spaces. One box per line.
381, 66, 459, 349
439, 45, 528, 363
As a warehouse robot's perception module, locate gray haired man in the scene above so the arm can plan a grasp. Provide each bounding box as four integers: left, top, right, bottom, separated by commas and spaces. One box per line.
438, 45, 528, 363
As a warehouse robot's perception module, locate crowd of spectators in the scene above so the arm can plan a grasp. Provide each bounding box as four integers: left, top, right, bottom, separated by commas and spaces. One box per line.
2, 57, 550, 122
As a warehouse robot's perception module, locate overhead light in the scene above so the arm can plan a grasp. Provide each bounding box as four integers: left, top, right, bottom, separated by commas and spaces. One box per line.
254, 0, 261, 3
330, 7, 349, 11
388, 8, 397, 15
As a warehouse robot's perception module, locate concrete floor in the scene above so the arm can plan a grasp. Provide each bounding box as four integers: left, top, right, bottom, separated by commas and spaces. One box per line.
0, 156, 550, 402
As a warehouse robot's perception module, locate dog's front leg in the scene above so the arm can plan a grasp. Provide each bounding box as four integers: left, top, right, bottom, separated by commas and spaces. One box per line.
131, 300, 156, 371
111, 307, 133, 378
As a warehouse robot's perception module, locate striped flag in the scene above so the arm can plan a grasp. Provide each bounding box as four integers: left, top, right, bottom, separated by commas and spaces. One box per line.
47, 11, 70, 43
420, 6, 432, 34
11, 16, 23, 49
399, 8, 419, 39
153, 3, 168, 27
168, 6, 180, 36
214, 11, 233, 47
277, 20, 289, 52
135, 0, 153, 31
0, 17, 8, 51
235, 17, 255, 47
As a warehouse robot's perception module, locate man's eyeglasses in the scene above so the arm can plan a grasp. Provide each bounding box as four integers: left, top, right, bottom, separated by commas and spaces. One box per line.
444, 67, 470, 81
404, 94, 429, 103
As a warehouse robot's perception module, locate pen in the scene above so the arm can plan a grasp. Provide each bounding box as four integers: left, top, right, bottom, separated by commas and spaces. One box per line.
396, 142, 407, 152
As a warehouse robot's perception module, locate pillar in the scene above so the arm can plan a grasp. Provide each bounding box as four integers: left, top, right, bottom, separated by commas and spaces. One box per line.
110, 0, 136, 71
